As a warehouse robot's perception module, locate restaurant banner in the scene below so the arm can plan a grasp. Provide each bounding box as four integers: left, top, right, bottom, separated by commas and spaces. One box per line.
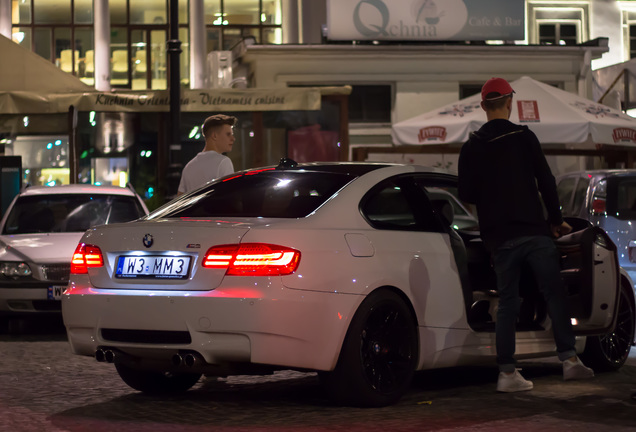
0, 87, 326, 114
327, 0, 525, 42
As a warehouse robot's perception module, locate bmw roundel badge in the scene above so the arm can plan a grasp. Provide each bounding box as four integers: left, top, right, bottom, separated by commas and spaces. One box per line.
143, 234, 154, 248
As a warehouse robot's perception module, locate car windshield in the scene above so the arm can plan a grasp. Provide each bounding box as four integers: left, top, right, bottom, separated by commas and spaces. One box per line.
2, 194, 145, 234
150, 170, 357, 219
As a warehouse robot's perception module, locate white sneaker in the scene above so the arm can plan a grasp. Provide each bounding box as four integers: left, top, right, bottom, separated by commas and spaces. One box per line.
497, 369, 534, 393
563, 357, 594, 381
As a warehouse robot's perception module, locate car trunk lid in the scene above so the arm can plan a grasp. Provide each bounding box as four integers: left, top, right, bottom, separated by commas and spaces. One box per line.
81, 219, 258, 290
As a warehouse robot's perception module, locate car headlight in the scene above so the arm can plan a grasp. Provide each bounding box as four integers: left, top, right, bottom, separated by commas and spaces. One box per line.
0, 262, 33, 278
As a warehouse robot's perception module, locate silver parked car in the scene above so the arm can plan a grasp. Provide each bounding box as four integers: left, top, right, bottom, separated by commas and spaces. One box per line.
0, 184, 149, 320
556, 169, 636, 289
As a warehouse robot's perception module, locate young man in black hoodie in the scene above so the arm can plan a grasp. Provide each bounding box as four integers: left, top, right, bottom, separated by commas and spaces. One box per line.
458, 77, 594, 392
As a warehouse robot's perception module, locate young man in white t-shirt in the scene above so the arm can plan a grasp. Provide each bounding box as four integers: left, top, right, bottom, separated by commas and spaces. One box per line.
177, 114, 238, 196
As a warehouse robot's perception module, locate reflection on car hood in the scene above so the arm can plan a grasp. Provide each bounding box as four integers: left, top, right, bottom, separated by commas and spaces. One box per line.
0, 233, 84, 263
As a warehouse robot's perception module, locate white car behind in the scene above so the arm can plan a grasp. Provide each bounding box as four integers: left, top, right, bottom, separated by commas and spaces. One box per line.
0, 184, 148, 319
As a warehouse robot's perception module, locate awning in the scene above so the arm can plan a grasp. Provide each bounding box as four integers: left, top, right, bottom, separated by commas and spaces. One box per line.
0, 88, 325, 114
0, 35, 92, 93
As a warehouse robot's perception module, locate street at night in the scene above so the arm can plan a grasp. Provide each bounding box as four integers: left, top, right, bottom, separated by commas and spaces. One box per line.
1, 317, 635, 432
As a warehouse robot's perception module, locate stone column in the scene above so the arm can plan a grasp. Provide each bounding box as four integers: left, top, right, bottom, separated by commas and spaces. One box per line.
189, 0, 207, 88
0, 0, 11, 39
94, 0, 111, 90
282, 0, 299, 44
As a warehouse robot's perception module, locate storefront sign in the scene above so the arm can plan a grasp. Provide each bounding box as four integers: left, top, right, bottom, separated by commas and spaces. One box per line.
0, 88, 328, 114
327, 0, 524, 41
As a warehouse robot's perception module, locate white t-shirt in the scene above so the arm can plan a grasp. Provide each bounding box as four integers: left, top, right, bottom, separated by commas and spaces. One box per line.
177, 150, 234, 194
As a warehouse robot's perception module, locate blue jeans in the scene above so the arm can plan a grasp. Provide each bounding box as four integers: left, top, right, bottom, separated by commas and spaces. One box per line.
492, 235, 576, 373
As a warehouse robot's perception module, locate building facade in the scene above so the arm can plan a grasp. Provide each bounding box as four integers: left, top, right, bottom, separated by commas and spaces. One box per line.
2, 0, 636, 206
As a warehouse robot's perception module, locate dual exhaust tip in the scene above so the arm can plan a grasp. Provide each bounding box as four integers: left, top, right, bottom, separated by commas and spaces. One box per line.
171, 353, 199, 367
95, 348, 116, 363
95, 348, 200, 367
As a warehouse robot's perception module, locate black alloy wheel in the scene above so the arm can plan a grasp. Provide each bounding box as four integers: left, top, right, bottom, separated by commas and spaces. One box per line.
321, 289, 418, 407
581, 283, 635, 371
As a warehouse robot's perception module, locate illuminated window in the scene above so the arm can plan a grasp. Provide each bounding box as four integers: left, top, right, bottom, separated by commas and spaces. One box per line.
622, 10, 636, 60
204, 0, 282, 50
11, 0, 93, 79
527, 2, 588, 45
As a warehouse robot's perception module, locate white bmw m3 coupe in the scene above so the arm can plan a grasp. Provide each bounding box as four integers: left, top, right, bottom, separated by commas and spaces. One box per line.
62, 160, 635, 406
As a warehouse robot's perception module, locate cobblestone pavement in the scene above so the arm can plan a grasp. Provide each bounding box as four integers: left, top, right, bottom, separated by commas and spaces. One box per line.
1, 318, 636, 432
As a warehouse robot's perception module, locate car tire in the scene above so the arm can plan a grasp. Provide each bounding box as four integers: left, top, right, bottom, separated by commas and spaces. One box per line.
320, 289, 418, 407
580, 282, 635, 372
115, 363, 202, 394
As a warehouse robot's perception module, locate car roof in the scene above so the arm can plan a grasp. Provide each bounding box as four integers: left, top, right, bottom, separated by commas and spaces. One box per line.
18, 184, 137, 197
241, 161, 455, 177
559, 169, 636, 179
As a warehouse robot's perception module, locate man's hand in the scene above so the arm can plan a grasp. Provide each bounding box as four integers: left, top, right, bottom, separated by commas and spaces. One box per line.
551, 221, 573, 238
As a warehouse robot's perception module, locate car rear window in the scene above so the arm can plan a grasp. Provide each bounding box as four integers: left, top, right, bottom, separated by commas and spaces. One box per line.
607, 176, 636, 220
2, 194, 145, 234
150, 170, 357, 219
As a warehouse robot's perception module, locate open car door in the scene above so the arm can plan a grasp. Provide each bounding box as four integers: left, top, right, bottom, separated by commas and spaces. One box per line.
555, 221, 620, 335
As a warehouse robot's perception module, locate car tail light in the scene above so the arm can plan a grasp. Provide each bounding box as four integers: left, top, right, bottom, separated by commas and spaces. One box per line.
202, 243, 301, 276
591, 197, 606, 215
71, 243, 104, 274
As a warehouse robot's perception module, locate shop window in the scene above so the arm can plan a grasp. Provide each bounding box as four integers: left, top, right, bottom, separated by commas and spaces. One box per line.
74, 0, 93, 24
11, 27, 31, 47
262, 0, 282, 25
206, 27, 221, 52
203, 0, 222, 24
5, 135, 70, 187
34, 27, 51, 60
263, 27, 282, 44
11, 0, 31, 24
180, 27, 190, 87
225, 0, 259, 25
12, 0, 92, 77
179, 0, 188, 24
131, 0, 166, 25
205, 0, 282, 51
349, 85, 392, 124
631, 25, 636, 59
110, 0, 127, 24
110, 27, 129, 87
33, 0, 71, 24
624, 10, 636, 60
223, 27, 259, 50
459, 84, 481, 100
527, 2, 588, 45
538, 22, 578, 46
290, 84, 390, 125
76, 28, 94, 85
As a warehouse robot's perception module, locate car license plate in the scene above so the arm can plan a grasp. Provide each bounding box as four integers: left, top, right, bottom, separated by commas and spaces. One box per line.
116, 255, 191, 279
47, 285, 67, 300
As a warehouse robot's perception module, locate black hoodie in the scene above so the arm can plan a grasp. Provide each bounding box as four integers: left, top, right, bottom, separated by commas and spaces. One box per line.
458, 119, 563, 251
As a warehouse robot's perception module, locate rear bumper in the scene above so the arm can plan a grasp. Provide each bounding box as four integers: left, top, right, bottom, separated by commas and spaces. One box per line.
62, 276, 362, 372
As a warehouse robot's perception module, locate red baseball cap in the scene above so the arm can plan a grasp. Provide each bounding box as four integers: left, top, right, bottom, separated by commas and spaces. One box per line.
481, 77, 515, 101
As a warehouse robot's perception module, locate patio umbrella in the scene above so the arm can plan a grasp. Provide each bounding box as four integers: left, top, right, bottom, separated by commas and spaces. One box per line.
391, 76, 636, 147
